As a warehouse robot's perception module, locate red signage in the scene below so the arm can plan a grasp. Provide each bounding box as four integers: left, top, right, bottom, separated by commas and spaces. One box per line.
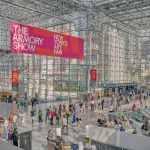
12, 71, 19, 84
11, 22, 84, 59
91, 69, 97, 80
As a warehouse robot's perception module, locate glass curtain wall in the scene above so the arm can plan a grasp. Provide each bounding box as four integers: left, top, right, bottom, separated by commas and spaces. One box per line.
99, 24, 139, 84
0, 21, 140, 100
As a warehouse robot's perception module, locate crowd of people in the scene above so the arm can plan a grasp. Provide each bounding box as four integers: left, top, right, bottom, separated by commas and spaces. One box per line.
29, 102, 83, 133
0, 113, 20, 147
87, 90, 150, 114
96, 114, 137, 134
0, 104, 28, 148
0, 90, 149, 149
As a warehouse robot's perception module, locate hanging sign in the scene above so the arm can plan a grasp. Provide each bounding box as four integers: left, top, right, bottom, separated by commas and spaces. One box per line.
91, 69, 97, 80
10, 22, 84, 59
12, 70, 19, 84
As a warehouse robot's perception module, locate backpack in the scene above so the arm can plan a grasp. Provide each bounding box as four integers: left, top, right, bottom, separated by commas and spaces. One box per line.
56, 115, 59, 120
8, 133, 12, 140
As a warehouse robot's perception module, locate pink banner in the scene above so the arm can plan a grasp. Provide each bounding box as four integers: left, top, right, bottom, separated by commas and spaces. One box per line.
10, 22, 84, 59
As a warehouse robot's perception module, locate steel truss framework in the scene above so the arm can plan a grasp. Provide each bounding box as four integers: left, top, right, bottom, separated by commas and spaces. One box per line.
0, 0, 149, 100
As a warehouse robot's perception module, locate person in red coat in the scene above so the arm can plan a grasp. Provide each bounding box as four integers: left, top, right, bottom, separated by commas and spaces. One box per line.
49, 111, 54, 125
132, 104, 136, 111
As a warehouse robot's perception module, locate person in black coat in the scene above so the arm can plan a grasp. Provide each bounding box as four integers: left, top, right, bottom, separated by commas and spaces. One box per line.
12, 128, 19, 147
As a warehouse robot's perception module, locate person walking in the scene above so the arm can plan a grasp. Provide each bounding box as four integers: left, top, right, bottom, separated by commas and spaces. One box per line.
49, 110, 54, 125
46, 107, 50, 123
21, 113, 27, 127
58, 104, 62, 118
31, 98, 34, 108
62, 114, 68, 129
79, 102, 83, 113
34, 97, 37, 106
56, 112, 60, 126
63, 104, 66, 112
8, 129, 13, 143
66, 111, 70, 125
3, 117, 8, 139
38, 110, 43, 123
12, 128, 19, 147
31, 108, 35, 126
139, 94, 143, 108
72, 113, 77, 124
101, 99, 105, 111
13, 114, 17, 128
9, 113, 13, 129
91, 100, 95, 111
0, 122, 3, 138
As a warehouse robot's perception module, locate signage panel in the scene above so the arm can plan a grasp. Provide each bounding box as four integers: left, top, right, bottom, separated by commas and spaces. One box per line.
90, 69, 97, 80
11, 22, 84, 59
12, 70, 19, 84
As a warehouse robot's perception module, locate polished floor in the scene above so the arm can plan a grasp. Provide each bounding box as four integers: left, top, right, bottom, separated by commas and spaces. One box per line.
0, 97, 149, 150
17, 97, 148, 150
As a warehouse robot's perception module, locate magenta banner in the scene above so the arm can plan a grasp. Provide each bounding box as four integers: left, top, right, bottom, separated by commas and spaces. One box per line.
10, 22, 84, 59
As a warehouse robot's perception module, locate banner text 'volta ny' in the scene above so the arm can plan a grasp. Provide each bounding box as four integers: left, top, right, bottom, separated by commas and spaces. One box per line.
10, 22, 84, 59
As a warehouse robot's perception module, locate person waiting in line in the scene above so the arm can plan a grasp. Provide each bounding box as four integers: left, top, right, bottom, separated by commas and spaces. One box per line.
12, 128, 19, 147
